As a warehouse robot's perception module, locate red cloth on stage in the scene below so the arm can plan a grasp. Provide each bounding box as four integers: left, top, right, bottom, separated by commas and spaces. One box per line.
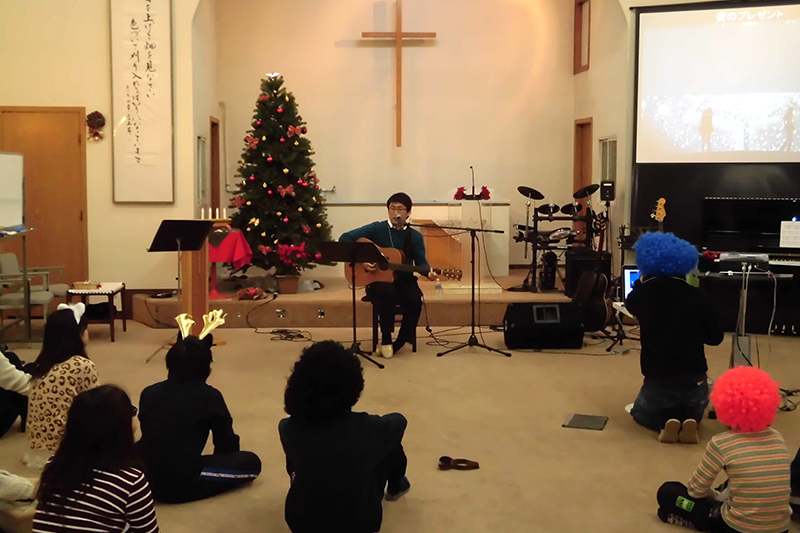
209, 230, 253, 270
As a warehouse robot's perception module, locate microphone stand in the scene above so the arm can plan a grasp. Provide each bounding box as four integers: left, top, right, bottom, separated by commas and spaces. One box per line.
409, 221, 511, 358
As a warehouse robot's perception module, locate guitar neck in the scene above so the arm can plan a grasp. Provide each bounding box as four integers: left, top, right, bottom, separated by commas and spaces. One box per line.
384, 262, 432, 276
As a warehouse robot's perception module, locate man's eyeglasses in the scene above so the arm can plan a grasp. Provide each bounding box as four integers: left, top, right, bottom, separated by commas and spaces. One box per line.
388, 207, 407, 213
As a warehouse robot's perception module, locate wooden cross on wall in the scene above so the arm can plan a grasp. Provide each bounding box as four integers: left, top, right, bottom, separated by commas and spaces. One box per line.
361, 0, 437, 147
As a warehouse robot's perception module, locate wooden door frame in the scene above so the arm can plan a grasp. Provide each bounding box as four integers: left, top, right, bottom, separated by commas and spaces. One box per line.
0, 106, 89, 278
573, 117, 593, 241
210, 116, 220, 213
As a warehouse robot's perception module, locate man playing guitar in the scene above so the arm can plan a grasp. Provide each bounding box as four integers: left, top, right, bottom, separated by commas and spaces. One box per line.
340, 192, 437, 359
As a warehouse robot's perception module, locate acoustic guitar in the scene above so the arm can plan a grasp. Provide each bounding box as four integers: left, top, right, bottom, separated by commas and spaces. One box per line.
344, 238, 463, 288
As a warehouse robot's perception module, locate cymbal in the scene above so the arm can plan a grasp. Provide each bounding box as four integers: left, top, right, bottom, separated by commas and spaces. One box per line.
549, 227, 573, 241
572, 183, 600, 199
536, 203, 560, 215
517, 186, 544, 200
561, 203, 583, 216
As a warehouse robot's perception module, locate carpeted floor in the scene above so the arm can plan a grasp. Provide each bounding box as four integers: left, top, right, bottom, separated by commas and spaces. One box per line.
2, 322, 799, 533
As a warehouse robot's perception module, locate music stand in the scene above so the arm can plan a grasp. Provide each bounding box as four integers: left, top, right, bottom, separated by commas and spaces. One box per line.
315, 241, 389, 369
143, 220, 214, 364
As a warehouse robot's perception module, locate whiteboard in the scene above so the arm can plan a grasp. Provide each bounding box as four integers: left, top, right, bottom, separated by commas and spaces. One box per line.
111, 0, 174, 203
0, 152, 24, 228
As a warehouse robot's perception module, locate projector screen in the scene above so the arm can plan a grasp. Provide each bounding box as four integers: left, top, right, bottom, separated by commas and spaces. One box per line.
636, 4, 800, 163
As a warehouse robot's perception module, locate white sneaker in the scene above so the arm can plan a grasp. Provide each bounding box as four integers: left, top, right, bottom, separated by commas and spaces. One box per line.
379, 344, 393, 359
624, 403, 634, 414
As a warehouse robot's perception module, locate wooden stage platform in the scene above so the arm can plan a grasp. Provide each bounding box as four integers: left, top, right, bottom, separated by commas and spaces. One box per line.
133, 271, 570, 329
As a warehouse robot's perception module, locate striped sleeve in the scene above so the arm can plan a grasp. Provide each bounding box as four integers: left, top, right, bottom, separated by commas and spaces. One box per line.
125, 471, 159, 533
688, 437, 725, 498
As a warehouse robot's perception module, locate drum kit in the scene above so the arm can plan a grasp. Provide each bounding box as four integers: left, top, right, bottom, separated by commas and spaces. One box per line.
510, 183, 606, 292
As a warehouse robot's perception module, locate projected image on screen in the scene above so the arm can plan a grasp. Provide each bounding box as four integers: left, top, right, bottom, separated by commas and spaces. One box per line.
636, 5, 800, 163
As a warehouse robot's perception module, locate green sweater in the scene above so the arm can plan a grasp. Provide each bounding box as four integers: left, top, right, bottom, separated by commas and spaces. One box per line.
339, 221, 429, 281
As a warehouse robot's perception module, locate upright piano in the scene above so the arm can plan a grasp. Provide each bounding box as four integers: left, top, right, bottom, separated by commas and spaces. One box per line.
702, 197, 800, 335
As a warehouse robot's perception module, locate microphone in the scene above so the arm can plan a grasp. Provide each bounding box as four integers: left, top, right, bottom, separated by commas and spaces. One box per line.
470, 166, 475, 195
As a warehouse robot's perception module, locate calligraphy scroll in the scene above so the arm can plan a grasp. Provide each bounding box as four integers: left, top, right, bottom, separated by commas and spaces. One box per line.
111, 0, 174, 203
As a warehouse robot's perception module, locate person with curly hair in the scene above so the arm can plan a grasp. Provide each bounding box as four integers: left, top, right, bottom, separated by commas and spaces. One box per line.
626, 232, 724, 443
656, 366, 790, 533
278, 340, 409, 533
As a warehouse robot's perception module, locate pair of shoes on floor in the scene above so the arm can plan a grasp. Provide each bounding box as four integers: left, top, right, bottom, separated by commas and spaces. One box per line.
658, 419, 699, 444
377, 344, 394, 359
385, 476, 411, 501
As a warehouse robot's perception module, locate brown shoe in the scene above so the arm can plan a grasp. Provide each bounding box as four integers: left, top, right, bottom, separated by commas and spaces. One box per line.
658, 419, 681, 443
438, 456, 480, 470
679, 419, 699, 444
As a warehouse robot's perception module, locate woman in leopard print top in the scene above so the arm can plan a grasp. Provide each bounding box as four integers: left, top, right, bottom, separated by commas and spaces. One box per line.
26, 306, 99, 452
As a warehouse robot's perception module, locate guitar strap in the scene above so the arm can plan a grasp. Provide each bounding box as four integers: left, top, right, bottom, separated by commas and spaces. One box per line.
402, 226, 414, 265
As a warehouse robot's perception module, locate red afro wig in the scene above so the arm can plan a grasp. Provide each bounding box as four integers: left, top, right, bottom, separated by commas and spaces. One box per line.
710, 366, 781, 432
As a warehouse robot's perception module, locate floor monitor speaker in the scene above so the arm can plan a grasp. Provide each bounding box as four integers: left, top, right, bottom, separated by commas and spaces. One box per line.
503, 302, 584, 350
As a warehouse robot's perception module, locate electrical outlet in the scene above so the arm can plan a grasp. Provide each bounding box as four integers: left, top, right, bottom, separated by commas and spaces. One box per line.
276, 308, 287, 318
317, 309, 325, 319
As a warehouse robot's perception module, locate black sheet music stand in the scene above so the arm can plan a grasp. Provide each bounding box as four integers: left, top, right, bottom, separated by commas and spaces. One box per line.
315, 241, 389, 369
143, 220, 214, 364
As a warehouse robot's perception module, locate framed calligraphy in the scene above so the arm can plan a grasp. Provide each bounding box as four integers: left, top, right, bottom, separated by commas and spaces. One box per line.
111, 0, 174, 203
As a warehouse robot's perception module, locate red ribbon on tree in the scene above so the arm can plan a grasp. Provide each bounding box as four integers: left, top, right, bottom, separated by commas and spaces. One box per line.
278, 185, 295, 197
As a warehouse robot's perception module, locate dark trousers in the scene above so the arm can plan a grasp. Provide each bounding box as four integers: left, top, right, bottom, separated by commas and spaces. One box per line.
367, 277, 422, 343
0, 351, 28, 439
375, 445, 408, 496
153, 451, 261, 504
657, 481, 788, 533
631, 376, 709, 431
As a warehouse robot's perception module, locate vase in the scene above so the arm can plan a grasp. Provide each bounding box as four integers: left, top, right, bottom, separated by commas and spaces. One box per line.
275, 275, 300, 294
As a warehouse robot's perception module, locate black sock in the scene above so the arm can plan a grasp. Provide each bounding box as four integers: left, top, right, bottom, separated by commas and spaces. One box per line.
392, 339, 406, 352
382, 333, 392, 345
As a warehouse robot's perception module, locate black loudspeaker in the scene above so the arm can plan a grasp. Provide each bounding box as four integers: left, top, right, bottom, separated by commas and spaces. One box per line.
600, 181, 615, 201
503, 302, 584, 349
564, 249, 611, 297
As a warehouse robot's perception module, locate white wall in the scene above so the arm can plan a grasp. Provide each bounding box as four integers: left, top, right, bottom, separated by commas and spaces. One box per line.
192, 0, 220, 214
0, 0, 201, 289
216, 0, 576, 266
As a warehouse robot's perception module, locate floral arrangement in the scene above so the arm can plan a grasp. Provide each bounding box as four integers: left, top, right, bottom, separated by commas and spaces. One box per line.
86, 111, 106, 141
454, 186, 491, 201
255, 241, 321, 276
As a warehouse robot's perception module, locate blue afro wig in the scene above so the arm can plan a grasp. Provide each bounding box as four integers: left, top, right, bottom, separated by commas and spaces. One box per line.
634, 232, 698, 277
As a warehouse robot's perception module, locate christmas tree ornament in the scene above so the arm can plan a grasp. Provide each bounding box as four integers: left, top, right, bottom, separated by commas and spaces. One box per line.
249, 176, 255, 181
280, 137, 286, 143
288, 125, 302, 137
277, 107, 284, 113
261, 136, 266, 141
262, 183, 267, 188
261, 232, 266, 237
301, 127, 307, 134
283, 218, 289, 223
247, 201, 252, 205
274, 239, 279, 244
278, 185, 295, 197
268, 190, 273, 194
267, 156, 273, 162
294, 141, 299, 146
256, 120, 262, 125
247, 227, 251, 231
298, 207, 303, 212
283, 168, 289, 174
277, 212, 282, 216
312, 196, 316, 201
302, 225, 311, 234
245, 136, 258, 149
258, 94, 270, 102
316, 223, 322, 228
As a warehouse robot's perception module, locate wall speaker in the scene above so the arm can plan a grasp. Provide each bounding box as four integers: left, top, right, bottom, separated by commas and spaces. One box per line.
600, 181, 615, 201
503, 302, 584, 349
564, 249, 611, 298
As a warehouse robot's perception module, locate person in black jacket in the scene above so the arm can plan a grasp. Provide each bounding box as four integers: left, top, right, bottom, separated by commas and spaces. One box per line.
137, 335, 261, 503
626, 232, 724, 444
279, 341, 410, 533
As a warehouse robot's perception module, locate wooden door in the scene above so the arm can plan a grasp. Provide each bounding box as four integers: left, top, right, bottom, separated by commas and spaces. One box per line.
210, 117, 220, 213
0, 107, 88, 285
573, 118, 593, 245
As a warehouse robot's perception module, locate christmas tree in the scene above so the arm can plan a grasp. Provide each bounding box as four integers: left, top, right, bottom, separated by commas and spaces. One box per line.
229, 74, 332, 276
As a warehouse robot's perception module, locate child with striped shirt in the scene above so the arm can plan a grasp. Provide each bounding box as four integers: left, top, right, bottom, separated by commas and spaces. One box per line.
657, 366, 791, 533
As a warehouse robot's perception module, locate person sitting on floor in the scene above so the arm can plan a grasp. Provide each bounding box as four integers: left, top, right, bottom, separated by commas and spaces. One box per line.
279, 340, 410, 533
137, 312, 261, 503
626, 232, 724, 443
656, 366, 791, 533
34, 384, 159, 533
25, 304, 99, 468
0, 470, 37, 533
0, 345, 31, 439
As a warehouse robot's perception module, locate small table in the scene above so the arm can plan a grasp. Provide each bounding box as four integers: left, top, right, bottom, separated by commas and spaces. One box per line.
66, 283, 127, 342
